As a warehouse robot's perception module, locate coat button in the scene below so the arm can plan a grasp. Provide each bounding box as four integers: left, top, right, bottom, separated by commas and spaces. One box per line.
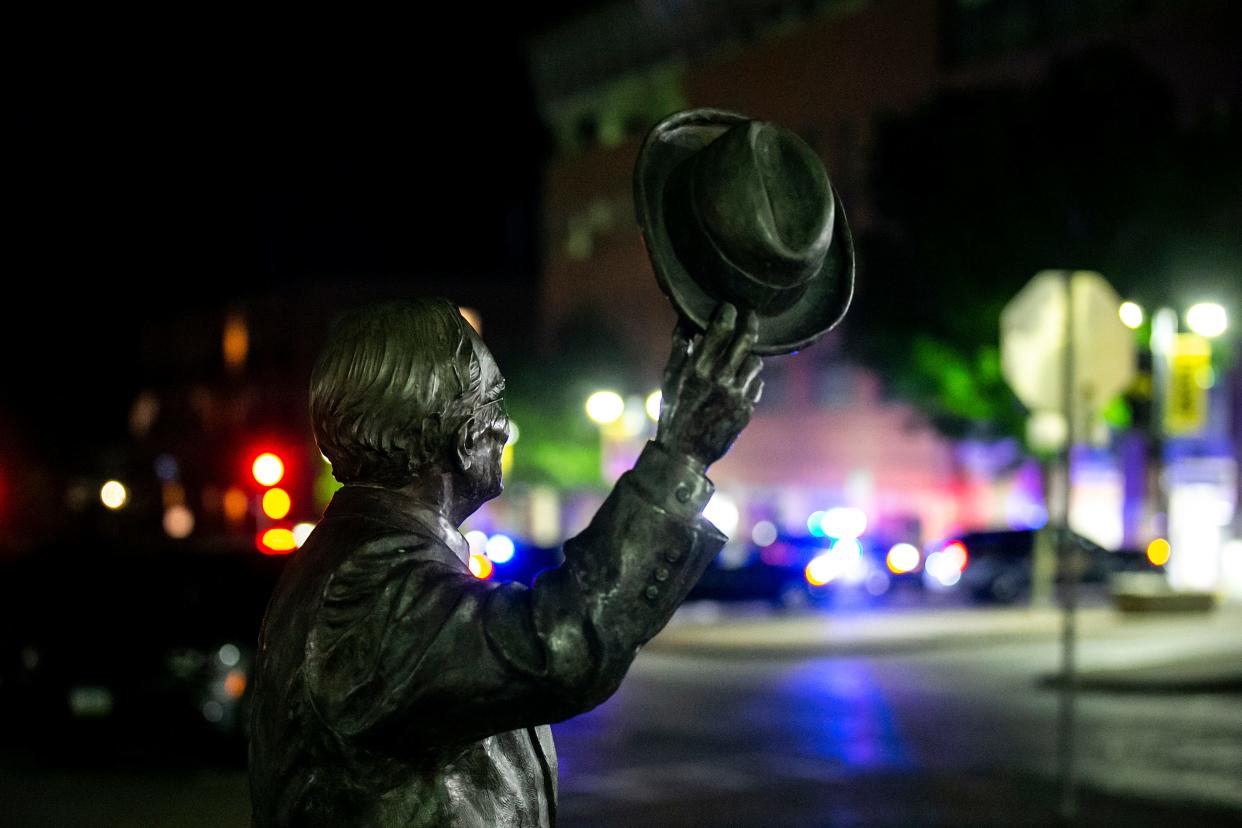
645, 585, 660, 600
665, 548, 682, 563
675, 485, 692, 503
655, 567, 669, 582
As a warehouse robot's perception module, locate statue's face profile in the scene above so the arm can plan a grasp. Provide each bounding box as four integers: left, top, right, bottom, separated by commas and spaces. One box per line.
460, 329, 509, 505
310, 299, 512, 506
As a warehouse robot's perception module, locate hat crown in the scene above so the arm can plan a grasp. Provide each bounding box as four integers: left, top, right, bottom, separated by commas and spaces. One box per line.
693, 121, 835, 289
635, 107, 854, 355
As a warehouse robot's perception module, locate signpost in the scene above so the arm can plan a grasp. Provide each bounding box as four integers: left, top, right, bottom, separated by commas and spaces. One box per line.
1165, 333, 1211, 436
1001, 270, 1135, 431
1000, 270, 1135, 821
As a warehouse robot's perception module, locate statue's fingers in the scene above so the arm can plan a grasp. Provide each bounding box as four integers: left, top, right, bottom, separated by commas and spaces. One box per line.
657, 323, 695, 433
746, 377, 764, 405
696, 302, 736, 373
722, 311, 759, 374
663, 321, 694, 388
737, 355, 763, 390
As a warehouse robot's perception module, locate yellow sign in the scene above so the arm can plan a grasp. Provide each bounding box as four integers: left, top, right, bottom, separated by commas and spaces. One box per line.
1165, 334, 1211, 435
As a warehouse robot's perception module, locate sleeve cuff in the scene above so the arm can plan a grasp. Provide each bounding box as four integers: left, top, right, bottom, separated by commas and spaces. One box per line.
627, 441, 715, 520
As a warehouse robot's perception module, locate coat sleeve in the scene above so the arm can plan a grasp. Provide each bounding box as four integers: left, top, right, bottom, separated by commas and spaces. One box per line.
304, 441, 727, 756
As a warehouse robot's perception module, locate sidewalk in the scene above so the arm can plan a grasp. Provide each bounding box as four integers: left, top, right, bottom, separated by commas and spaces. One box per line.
650, 602, 1242, 670
1045, 651, 1242, 694
650, 603, 1106, 656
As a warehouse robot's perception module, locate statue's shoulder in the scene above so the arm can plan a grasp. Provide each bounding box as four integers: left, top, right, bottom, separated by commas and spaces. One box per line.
325, 515, 462, 571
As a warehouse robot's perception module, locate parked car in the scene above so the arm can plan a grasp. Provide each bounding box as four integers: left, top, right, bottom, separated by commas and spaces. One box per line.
934, 528, 1163, 604
0, 541, 286, 763
686, 531, 929, 609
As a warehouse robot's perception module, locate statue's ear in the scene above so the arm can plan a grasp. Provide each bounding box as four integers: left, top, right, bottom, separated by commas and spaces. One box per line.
454, 417, 476, 472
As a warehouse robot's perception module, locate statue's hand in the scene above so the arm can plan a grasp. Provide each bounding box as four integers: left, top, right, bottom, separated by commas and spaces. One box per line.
657, 303, 763, 472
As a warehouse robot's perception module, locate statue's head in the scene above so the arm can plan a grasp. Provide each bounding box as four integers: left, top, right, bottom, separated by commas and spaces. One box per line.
310, 299, 508, 504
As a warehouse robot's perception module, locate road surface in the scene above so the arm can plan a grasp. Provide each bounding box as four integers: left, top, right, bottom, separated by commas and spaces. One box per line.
4, 605, 1241, 826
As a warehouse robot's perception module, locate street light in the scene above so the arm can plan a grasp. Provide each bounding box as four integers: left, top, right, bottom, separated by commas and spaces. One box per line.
100, 480, 128, 510
1118, 301, 1144, 330
1185, 302, 1227, 338
585, 390, 624, 424
645, 390, 662, 422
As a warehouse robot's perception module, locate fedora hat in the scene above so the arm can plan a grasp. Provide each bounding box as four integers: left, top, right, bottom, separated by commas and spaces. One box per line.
634, 108, 854, 355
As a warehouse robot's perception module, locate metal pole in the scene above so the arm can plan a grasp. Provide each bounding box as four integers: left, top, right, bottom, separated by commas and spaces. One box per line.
1057, 272, 1079, 821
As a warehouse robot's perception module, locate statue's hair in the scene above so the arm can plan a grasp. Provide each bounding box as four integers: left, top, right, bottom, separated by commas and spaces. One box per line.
310, 298, 486, 487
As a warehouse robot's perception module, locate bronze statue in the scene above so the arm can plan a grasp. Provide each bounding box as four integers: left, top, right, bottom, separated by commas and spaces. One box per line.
248, 109, 851, 827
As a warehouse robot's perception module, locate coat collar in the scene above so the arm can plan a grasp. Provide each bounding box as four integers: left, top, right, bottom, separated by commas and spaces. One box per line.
323, 484, 470, 564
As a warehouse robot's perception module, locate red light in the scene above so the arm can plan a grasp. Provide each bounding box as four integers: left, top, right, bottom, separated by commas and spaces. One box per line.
943, 541, 968, 571
257, 527, 297, 555
252, 453, 285, 487
468, 553, 494, 580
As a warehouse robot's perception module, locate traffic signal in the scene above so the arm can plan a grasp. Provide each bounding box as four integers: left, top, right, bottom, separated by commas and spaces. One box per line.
252, 452, 285, 487
261, 487, 292, 519
250, 449, 296, 555
257, 527, 298, 555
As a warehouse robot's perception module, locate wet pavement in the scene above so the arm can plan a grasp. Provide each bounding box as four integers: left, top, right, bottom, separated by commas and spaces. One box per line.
4, 605, 1241, 826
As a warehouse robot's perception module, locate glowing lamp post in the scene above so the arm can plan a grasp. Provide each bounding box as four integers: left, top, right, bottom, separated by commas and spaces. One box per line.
1185, 302, 1227, 338
585, 391, 624, 425
100, 480, 128, 510
585, 389, 652, 483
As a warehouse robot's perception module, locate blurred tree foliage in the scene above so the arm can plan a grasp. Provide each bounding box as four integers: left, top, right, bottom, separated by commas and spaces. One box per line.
502, 309, 645, 490
854, 45, 1242, 441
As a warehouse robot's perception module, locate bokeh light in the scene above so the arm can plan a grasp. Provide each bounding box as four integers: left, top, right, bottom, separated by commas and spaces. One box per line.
100, 480, 128, 510
1146, 537, 1171, 566
751, 520, 778, 547
807, 510, 826, 537
262, 487, 292, 520
223, 486, 248, 523
887, 543, 920, 574
258, 527, 297, 555
163, 505, 195, 538
1185, 302, 1227, 338
468, 553, 494, 580
703, 493, 740, 536
292, 522, 316, 548
820, 507, 867, 539
1118, 301, 1144, 329
924, 542, 968, 587
645, 390, 662, 421
484, 533, 516, 563
805, 554, 835, 586
252, 453, 285, 487
218, 644, 241, 667
223, 669, 247, 699
154, 454, 180, 481
941, 541, 968, 571
585, 390, 625, 424
465, 530, 488, 556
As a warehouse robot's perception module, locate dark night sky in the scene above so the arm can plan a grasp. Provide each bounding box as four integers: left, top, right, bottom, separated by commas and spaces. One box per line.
7, 9, 600, 455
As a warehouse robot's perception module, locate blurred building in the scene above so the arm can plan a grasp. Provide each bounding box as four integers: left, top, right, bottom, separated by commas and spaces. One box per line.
2, 277, 532, 558
528, 0, 1238, 550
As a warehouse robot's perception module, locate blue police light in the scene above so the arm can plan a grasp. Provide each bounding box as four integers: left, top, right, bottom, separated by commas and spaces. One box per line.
484, 534, 516, 564
807, 510, 827, 537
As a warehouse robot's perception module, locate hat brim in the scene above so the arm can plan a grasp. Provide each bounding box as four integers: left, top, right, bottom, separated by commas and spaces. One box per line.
634, 108, 855, 356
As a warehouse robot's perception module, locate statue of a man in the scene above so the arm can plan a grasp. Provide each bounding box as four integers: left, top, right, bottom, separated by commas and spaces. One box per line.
248, 297, 761, 826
